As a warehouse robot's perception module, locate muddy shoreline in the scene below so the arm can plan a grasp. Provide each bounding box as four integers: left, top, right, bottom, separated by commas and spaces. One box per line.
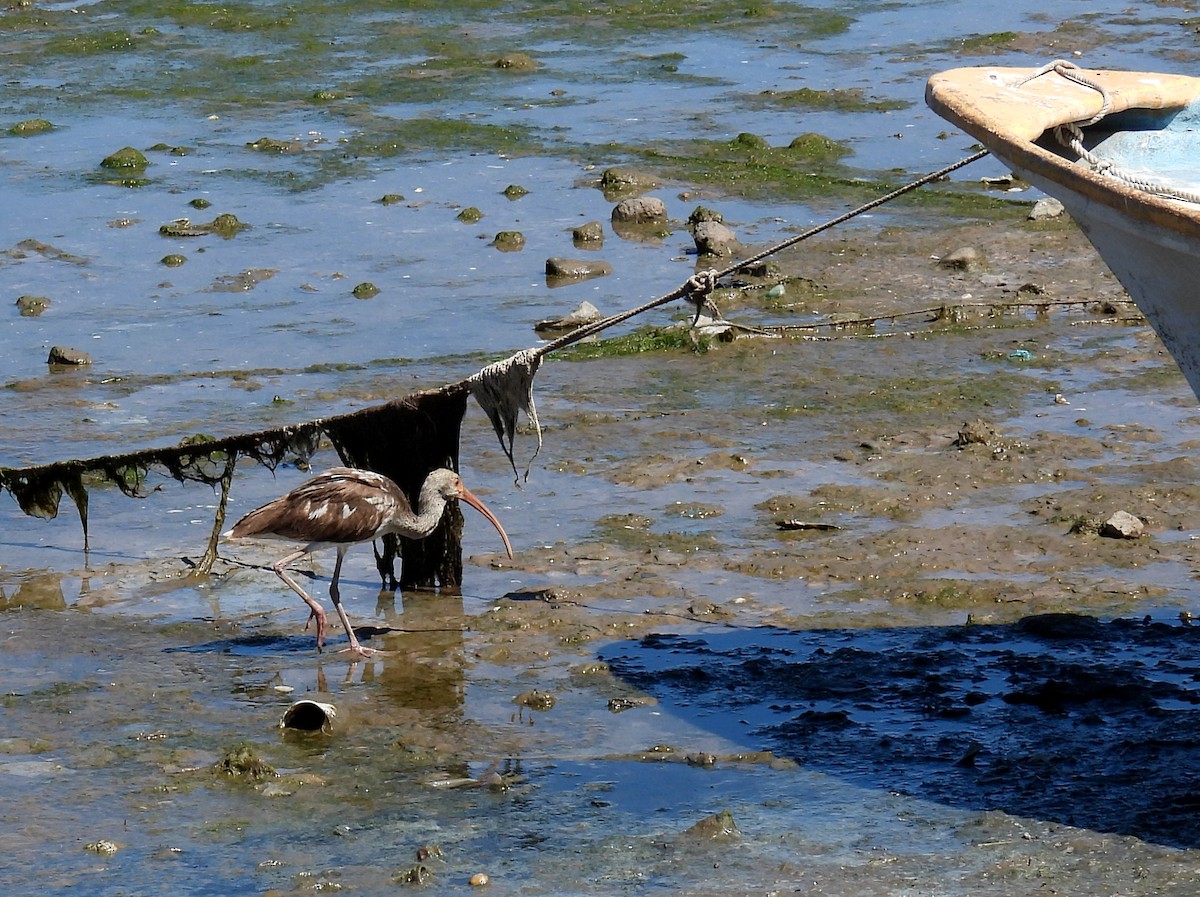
8, 213, 1200, 893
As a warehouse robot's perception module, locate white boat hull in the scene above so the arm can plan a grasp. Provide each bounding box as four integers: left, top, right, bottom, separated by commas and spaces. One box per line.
927, 65, 1200, 400
1011, 162, 1200, 397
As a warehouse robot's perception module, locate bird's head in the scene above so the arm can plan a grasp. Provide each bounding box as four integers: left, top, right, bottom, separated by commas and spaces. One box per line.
426, 468, 513, 559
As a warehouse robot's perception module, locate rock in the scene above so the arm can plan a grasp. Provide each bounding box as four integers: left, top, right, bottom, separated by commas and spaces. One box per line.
544, 258, 612, 284
683, 808, 740, 840
535, 300, 602, 333
938, 246, 987, 273
456, 206, 483, 223
47, 346, 91, 366
99, 146, 148, 170
159, 214, 247, 238
214, 744, 277, 781
1029, 197, 1066, 220
572, 221, 604, 246
15, 295, 50, 316
691, 219, 739, 257
599, 166, 660, 196
494, 52, 538, 70
731, 132, 769, 150
502, 184, 528, 199
687, 206, 723, 225
352, 282, 380, 299
246, 136, 304, 153
953, 419, 998, 447
611, 196, 666, 225
1101, 510, 1145, 539
513, 690, 556, 711
491, 231, 525, 252
9, 118, 53, 137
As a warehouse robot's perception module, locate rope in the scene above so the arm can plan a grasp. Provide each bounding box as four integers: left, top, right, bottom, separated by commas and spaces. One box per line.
1018, 60, 1200, 206
532, 149, 990, 357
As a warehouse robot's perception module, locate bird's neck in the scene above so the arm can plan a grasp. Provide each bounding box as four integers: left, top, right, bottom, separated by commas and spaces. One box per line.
407, 482, 450, 537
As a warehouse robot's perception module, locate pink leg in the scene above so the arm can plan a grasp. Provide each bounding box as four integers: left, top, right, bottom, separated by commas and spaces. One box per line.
273, 548, 328, 650
328, 548, 376, 659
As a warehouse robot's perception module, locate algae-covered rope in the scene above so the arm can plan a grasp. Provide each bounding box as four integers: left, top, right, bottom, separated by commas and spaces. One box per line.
532, 149, 991, 358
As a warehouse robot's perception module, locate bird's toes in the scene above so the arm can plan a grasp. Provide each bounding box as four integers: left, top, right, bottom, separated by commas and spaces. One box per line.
338, 645, 382, 659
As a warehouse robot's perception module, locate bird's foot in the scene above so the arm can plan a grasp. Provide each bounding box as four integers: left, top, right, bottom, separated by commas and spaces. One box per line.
305, 609, 329, 650
336, 643, 383, 660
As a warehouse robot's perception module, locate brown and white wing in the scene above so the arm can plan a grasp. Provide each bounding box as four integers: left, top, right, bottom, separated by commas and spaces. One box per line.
228, 467, 410, 545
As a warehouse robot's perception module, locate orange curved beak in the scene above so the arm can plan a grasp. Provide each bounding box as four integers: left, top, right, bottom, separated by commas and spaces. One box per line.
457, 483, 514, 559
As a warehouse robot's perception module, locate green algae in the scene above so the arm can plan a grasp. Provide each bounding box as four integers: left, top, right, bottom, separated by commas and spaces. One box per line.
341, 118, 545, 159
755, 87, 909, 113
561, 327, 710, 359
956, 31, 1019, 51
100, 146, 149, 170
7, 119, 54, 137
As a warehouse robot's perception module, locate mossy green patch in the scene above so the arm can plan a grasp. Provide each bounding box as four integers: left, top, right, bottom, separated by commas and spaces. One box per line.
561, 327, 710, 359
756, 87, 908, 113
100, 146, 149, 170
340, 117, 545, 159
8, 118, 54, 137
956, 31, 1019, 51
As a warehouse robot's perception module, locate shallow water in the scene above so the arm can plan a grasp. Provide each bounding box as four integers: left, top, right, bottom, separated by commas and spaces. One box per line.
6, 1, 1200, 894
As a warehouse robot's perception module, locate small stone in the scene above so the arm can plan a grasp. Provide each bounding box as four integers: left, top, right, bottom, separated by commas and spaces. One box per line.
691, 219, 739, 257
572, 221, 605, 246
1029, 197, 1066, 220
534, 300, 602, 333
953, 419, 998, 447
214, 744, 277, 780
160, 254, 187, 268
599, 167, 660, 194
683, 808, 740, 840
469, 872, 490, 887
85, 839, 120, 855
15, 295, 50, 316
491, 231, 525, 252
495, 52, 537, 70
352, 282, 380, 299
246, 136, 303, 153
938, 246, 987, 273
513, 689, 556, 711
99, 146, 148, 170
1100, 510, 1145, 539
208, 213, 247, 238
544, 258, 613, 282
189, 197, 212, 210
612, 196, 666, 224
9, 118, 54, 137
731, 132, 769, 150
457, 207, 483, 223
502, 184, 528, 199
377, 193, 405, 205
47, 346, 91, 366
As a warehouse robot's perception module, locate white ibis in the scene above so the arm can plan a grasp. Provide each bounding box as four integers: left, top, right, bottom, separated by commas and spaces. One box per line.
226, 467, 512, 658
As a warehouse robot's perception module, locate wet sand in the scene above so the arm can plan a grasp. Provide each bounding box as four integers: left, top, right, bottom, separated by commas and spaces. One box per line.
6, 1, 1200, 893
7, 217, 1200, 894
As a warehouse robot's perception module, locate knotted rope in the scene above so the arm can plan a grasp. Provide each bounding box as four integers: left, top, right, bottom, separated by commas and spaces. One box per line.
1018, 60, 1200, 206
